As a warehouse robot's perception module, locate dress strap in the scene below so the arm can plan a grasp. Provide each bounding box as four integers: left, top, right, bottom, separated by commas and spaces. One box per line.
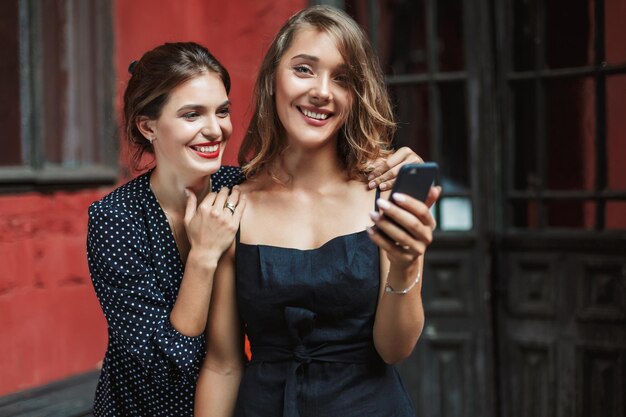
374, 187, 381, 210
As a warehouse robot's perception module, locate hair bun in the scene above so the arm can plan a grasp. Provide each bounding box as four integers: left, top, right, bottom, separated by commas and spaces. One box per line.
128, 60, 138, 74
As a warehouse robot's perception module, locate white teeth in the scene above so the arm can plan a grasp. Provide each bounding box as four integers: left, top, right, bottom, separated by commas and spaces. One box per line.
301, 108, 329, 120
193, 145, 219, 153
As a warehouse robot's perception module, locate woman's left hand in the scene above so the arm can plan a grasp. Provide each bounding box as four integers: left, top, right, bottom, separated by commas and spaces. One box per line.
367, 191, 439, 268
367, 147, 421, 192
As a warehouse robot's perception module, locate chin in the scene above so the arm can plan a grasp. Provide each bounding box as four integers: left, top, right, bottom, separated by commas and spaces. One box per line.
192, 158, 223, 176
290, 128, 340, 147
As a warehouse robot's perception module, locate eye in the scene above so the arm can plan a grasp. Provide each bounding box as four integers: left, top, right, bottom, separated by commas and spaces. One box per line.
217, 106, 231, 118
293, 65, 313, 75
334, 73, 349, 85
182, 111, 200, 120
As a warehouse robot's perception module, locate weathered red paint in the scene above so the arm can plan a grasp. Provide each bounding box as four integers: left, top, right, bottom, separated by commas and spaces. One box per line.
0, 0, 305, 396
115, 0, 307, 167
0, 191, 108, 394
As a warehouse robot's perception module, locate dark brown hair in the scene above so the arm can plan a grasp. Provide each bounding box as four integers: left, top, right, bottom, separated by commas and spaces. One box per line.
238, 5, 395, 180
123, 42, 230, 170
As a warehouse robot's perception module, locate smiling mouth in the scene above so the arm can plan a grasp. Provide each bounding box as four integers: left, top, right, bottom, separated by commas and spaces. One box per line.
190, 144, 220, 153
298, 107, 331, 120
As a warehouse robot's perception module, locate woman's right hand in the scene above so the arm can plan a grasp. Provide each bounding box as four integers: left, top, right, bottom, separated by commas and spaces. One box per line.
184, 186, 246, 263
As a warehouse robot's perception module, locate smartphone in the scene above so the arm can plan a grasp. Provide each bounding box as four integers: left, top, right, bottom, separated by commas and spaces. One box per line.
389, 162, 438, 203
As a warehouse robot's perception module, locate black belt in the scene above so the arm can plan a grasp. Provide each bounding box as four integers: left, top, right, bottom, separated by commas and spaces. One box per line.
248, 306, 378, 417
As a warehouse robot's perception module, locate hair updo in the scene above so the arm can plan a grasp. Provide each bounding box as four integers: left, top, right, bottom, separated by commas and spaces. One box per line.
123, 42, 230, 170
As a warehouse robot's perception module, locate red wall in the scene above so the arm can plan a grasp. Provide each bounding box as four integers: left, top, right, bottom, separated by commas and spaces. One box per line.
0, 191, 108, 394
115, 0, 306, 167
0, 0, 305, 396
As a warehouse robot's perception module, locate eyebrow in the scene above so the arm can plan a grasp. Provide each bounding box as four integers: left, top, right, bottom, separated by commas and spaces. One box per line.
177, 100, 231, 112
290, 53, 349, 69
291, 54, 319, 62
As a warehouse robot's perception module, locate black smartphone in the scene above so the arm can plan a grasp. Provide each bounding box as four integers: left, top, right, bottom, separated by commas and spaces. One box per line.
389, 162, 438, 203
374, 162, 438, 241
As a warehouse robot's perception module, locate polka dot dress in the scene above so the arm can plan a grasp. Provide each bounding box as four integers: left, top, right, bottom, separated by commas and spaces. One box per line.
87, 166, 245, 417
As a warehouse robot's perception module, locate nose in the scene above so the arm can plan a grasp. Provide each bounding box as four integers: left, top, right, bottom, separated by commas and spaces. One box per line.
201, 115, 222, 140
310, 74, 331, 103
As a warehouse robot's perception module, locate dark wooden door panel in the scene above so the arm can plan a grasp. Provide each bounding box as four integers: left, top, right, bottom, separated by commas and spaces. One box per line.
497, 241, 626, 417
397, 242, 495, 417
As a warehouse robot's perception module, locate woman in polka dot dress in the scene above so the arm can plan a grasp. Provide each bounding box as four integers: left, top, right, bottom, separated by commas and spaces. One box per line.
86, 42, 246, 417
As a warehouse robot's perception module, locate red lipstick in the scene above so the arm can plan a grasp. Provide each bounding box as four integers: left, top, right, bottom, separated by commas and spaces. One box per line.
190, 141, 221, 159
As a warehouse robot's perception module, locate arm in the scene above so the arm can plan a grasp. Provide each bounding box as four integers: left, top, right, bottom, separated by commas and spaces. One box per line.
367, 188, 441, 364
87, 204, 205, 382
86, 187, 245, 382
195, 242, 245, 417
170, 186, 245, 336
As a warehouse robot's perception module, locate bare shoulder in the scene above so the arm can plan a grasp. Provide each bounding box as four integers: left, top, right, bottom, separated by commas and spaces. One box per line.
238, 173, 284, 206
344, 178, 382, 200
237, 180, 256, 195
238, 172, 273, 194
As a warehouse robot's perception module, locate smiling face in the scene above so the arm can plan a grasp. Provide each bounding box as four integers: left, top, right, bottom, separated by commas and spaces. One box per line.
274, 26, 353, 150
140, 71, 232, 178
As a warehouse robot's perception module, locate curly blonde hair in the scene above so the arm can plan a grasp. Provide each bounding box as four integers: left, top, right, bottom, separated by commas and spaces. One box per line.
238, 5, 396, 180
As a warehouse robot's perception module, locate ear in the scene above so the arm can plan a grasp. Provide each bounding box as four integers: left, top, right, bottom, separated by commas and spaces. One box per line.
136, 116, 156, 141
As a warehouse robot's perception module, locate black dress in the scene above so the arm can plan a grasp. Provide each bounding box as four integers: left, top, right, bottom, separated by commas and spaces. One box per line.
234, 190, 416, 417
87, 167, 243, 417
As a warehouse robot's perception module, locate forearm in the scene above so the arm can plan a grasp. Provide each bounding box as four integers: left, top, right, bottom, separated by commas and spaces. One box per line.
91, 273, 207, 381
170, 249, 219, 337
195, 365, 243, 417
195, 241, 243, 416
373, 259, 425, 364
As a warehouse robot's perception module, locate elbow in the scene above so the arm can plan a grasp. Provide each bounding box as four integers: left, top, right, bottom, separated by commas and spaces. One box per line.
375, 325, 424, 365
378, 344, 416, 365
200, 361, 244, 377
200, 352, 245, 377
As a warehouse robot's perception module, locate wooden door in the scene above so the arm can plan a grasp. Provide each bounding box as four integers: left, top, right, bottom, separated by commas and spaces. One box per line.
493, 0, 626, 415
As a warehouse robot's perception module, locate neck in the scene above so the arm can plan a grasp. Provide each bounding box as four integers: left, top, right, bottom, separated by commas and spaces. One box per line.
150, 166, 212, 215
276, 140, 348, 191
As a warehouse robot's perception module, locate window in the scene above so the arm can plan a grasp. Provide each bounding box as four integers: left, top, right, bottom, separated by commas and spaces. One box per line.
0, 0, 116, 191
503, 0, 626, 230
343, 0, 474, 231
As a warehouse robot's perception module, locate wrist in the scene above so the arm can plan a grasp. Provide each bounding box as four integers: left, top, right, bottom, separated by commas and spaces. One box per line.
385, 263, 422, 295
186, 248, 220, 270
385, 272, 420, 295
388, 261, 421, 282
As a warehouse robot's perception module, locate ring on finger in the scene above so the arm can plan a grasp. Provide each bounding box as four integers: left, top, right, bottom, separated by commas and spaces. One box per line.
224, 201, 236, 214
394, 241, 411, 250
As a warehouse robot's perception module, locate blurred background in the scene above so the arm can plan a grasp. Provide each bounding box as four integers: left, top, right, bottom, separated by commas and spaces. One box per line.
0, 0, 625, 416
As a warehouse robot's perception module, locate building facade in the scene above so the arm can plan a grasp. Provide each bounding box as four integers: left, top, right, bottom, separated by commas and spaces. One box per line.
1, 0, 625, 416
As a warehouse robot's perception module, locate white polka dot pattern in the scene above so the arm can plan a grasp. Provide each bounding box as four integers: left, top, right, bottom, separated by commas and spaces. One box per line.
87, 166, 244, 417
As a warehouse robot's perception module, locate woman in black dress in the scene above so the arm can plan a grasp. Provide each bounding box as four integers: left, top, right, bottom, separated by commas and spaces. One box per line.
195, 6, 441, 417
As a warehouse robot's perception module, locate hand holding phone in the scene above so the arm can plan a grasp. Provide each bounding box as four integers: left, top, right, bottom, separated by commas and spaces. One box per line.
368, 162, 438, 266
372, 162, 438, 242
